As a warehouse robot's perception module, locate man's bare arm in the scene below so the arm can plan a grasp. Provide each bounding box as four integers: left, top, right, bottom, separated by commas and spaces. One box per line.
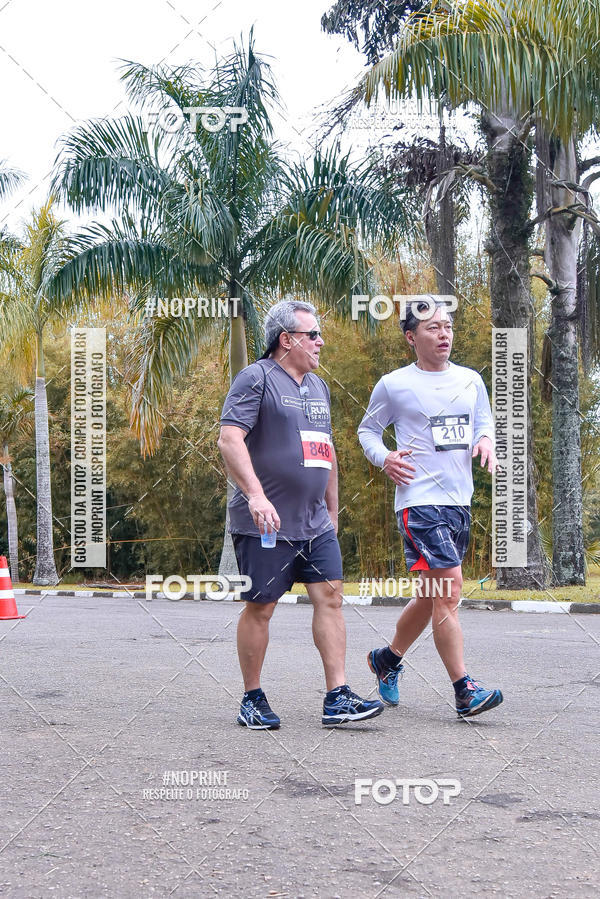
325, 444, 339, 534
217, 425, 280, 533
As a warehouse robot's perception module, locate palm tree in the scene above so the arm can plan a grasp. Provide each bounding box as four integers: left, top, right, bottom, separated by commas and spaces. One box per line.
50, 34, 415, 572
0, 387, 34, 582
0, 201, 80, 584
356, 0, 600, 588
322, 2, 465, 294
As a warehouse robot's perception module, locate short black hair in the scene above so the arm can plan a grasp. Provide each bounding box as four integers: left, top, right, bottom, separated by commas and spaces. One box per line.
401, 299, 454, 334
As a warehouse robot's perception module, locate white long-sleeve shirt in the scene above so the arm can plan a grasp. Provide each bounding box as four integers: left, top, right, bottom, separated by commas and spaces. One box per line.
358, 362, 495, 510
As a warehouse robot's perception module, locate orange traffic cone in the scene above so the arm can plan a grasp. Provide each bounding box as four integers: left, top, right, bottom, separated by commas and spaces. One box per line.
0, 556, 26, 619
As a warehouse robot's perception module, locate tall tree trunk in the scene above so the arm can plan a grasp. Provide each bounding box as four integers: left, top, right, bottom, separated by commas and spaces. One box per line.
544, 136, 585, 584
2, 441, 20, 583
218, 291, 249, 577
425, 121, 456, 294
33, 332, 59, 585
482, 110, 547, 589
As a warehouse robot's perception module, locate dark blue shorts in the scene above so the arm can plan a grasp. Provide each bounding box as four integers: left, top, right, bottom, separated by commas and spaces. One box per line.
232, 529, 343, 604
397, 505, 471, 571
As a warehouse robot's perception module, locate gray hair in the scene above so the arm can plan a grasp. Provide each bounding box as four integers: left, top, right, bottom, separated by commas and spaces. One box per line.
262, 300, 317, 357
401, 297, 454, 334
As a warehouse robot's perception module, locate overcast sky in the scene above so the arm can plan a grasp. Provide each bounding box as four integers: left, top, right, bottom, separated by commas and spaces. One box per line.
0, 0, 377, 229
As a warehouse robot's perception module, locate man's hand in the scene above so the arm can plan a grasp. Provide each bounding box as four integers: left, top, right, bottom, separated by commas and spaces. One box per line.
248, 492, 281, 534
328, 511, 339, 535
383, 450, 416, 486
472, 436, 498, 474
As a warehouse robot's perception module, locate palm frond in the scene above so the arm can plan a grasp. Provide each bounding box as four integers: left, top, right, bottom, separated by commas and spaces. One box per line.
0, 161, 25, 201
360, 0, 600, 141
45, 221, 222, 312
248, 147, 415, 313
0, 386, 35, 444
52, 116, 172, 217
127, 311, 218, 455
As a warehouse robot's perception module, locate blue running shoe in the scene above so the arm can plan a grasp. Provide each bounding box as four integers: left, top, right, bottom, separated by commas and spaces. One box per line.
322, 685, 384, 726
456, 676, 503, 718
237, 690, 280, 729
367, 648, 404, 706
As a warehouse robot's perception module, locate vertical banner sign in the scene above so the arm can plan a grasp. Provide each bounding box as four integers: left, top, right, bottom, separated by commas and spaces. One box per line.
71, 328, 106, 568
492, 329, 527, 567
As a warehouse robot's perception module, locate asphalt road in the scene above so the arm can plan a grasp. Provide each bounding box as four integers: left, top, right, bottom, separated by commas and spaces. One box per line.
1, 594, 599, 898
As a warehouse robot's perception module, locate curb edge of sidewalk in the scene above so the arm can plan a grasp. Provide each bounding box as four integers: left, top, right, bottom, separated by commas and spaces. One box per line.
12, 589, 600, 613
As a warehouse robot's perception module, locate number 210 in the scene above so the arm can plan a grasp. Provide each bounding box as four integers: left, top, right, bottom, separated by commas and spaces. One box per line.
442, 425, 465, 439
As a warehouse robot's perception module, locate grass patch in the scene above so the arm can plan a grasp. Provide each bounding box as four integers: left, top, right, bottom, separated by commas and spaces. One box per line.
461, 576, 600, 603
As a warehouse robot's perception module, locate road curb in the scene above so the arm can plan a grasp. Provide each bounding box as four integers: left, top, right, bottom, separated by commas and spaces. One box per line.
12, 588, 600, 613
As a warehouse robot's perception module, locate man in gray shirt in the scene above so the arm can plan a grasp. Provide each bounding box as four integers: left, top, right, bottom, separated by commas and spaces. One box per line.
218, 299, 383, 729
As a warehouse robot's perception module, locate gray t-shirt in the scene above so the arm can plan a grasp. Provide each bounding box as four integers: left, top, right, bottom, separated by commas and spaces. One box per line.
220, 359, 335, 539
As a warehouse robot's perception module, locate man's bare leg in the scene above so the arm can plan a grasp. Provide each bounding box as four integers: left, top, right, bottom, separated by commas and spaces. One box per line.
421, 566, 465, 682
306, 579, 346, 691
237, 600, 278, 691
368, 571, 461, 705
390, 577, 433, 656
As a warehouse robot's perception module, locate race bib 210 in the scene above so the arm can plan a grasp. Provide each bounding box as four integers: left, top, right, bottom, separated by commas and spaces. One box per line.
429, 414, 472, 451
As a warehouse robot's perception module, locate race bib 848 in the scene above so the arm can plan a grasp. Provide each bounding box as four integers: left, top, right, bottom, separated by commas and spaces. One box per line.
300, 430, 333, 468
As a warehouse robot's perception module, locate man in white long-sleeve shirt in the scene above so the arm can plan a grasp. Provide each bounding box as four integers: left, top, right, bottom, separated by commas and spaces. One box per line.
358, 299, 503, 718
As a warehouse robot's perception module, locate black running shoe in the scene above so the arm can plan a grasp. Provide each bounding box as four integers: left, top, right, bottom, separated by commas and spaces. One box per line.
237, 690, 280, 729
322, 685, 384, 726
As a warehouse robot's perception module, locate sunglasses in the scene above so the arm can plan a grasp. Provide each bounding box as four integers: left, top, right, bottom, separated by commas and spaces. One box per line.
286, 329, 322, 341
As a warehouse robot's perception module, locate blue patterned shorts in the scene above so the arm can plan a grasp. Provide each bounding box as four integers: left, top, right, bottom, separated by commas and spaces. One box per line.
397, 505, 471, 571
